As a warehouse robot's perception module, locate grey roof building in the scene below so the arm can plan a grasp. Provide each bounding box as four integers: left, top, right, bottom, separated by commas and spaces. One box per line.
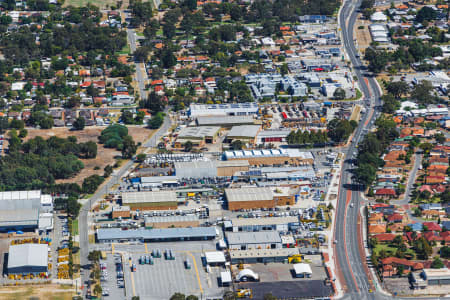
7, 244, 48, 274
174, 161, 217, 179
97, 227, 217, 243
225, 187, 274, 203
226, 231, 282, 250
0, 190, 42, 231
196, 116, 255, 127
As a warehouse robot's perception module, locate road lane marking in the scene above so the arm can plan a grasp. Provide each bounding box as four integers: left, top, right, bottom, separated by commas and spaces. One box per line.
112, 243, 114, 254
130, 265, 136, 296
187, 251, 203, 294
343, 189, 360, 293
145, 243, 148, 253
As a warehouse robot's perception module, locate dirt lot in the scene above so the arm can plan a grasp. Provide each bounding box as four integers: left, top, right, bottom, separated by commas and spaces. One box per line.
0, 285, 76, 300
25, 126, 155, 186
355, 16, 372, 51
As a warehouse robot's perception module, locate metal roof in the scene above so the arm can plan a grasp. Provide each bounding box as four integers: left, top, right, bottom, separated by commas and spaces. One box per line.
231, 216, 299, 227
121, 191, 177, 204
196, 115, 255, 126
226, 231, 281, 245
204, 251, 226, 264
293, 263, 312, 274
230, 248, 299, 259
8, 244, 48, 269
178, 126, 220, 139
0, 190, 41, 210
144, 215, 198, 224
97, 227, 217, 241
228, 125, 261, 138
225, 187, 273, 202
0, 209, 39, 227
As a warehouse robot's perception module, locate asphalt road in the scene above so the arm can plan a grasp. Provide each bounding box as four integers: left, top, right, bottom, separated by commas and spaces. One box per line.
397, 153, 422, 206
336, 0, 383, 299
127, 28, 148, 101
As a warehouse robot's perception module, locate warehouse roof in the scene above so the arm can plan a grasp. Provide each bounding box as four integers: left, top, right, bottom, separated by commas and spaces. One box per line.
0, 190, 41, 210
97, 227, 217, 241
225, 187, 273, 202
8, 244, 48, 269
196, 115, 255, 126
257, 130, 292, 138
178, 126, 220, 139
293, 263, 312, 275
231, 216, 299, 227
224, 149, 314, 160
0, 209, 39, 227
226, 231, 281, 245
121, 191, 177, 204
204, 251, 226, 264
230, 248, 299, 259
217, 160, 250, 168
228, 125, 261, 138
174, 160, 216, 170
144, 215, 198, 224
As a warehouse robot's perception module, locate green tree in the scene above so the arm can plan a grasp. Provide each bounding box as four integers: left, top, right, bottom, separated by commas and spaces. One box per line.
184, 140, 193, 152
18, 128, 28, 138
9, 119, 24, 130
440, 246, 450, 259
82, 175, 105, 194
148, 112, 164, 129
431, 257, 444, 269
411, 81, 435, 105
93, 284, 102, 297
280, 63, 289, 76
170, 293, 186, 300
386, 81, 409, 99
136, 153, 146, 163
73, 116, 85, 130
333, 88, 346, 100
231, 140, 243, 150
121, 135, 137, 159
88, 250, 102, 262
104, 165, 113, 178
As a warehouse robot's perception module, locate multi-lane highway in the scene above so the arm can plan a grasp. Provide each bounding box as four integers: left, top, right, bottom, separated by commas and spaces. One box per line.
336, 0, 383, 299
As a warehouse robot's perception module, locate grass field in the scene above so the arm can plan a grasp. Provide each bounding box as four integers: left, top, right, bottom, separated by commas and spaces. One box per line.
71, 219, 79, 236
118, 44, 131, 55
63, 0, 120, 9
0, 286, 75, 300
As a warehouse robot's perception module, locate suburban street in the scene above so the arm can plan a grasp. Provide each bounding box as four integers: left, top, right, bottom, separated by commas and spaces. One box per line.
397, 153, 422, 206
127, 27, 148, 101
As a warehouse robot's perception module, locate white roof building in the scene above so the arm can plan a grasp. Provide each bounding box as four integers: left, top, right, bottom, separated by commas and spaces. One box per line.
371, 11, 388, 22
293, 263, 313, 276
204, 251, 226, 265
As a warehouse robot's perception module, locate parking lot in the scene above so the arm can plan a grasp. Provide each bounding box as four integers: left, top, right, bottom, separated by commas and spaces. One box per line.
99, 253, 126, 300
110, 241, 224, 300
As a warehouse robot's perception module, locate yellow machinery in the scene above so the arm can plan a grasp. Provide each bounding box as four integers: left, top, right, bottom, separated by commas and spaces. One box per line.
238, 263, 244, 270
288, 254, 303, 264
236, 289, 252, 298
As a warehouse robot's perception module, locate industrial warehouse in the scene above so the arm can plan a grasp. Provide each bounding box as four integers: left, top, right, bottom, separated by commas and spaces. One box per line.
0, 190, 53, 232
7, 244, 49, 275
96, 227, 217, 243
121, 191, 178, 211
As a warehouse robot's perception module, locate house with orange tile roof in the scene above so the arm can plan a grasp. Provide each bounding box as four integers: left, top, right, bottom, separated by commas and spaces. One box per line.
381, 257, 423, 277
425, 176, 446, 184
368, 212, 384, 224
369, 224, 387, 234
383, 150, 406, 162
422, 209, 446, 219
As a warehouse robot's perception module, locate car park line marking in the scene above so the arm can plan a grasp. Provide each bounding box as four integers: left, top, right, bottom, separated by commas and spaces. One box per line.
130, 266, 137, 296
145, 243, 148, 253
112, 243, 115, 254
187, 251, 203, 294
